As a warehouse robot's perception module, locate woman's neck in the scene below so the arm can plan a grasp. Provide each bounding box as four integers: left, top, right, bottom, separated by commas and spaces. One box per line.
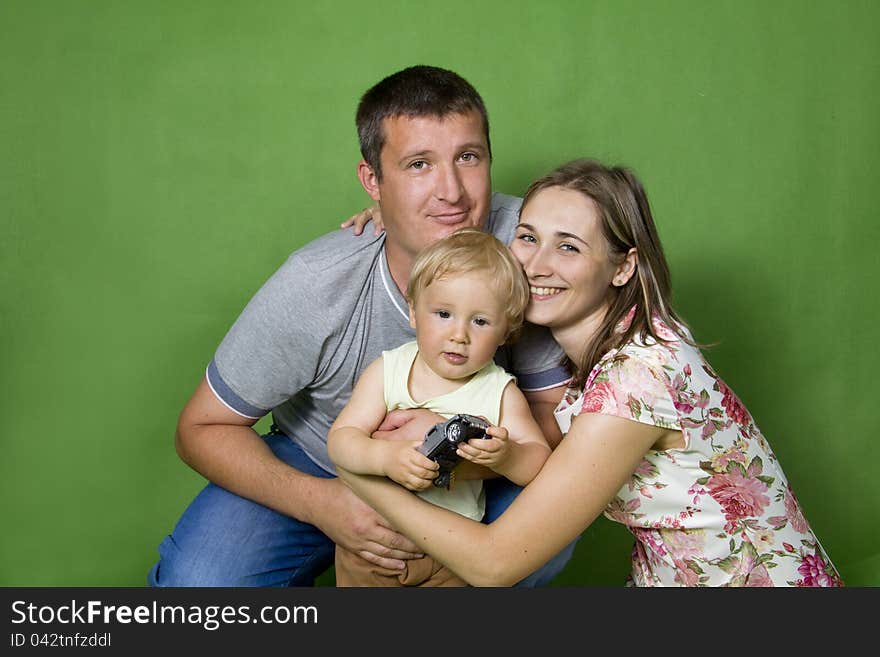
550, 306, 610, 364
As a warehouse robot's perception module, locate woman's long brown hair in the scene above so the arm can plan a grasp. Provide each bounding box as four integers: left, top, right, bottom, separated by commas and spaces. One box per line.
521, 159, 696, 388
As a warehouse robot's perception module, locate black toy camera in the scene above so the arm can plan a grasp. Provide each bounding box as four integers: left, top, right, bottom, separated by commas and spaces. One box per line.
417, 414, 490, 489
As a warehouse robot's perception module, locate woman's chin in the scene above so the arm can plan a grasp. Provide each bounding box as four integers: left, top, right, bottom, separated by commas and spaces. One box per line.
525, 307, 557, 328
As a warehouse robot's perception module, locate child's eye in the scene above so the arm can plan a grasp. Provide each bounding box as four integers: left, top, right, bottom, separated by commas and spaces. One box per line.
436, 310, 450, 319
473, 317, 489, 327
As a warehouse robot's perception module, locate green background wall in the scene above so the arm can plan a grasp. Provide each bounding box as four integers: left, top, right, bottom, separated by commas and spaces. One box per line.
2, 0, 877, 586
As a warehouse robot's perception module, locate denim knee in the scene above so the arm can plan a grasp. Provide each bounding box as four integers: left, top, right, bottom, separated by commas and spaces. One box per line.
149, 434, 336, 587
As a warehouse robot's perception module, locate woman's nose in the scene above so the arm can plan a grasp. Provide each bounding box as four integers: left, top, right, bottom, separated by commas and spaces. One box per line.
523, 248, 551, 279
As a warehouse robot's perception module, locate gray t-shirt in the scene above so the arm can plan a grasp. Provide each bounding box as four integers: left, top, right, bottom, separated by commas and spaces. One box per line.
207, 192, 568, 474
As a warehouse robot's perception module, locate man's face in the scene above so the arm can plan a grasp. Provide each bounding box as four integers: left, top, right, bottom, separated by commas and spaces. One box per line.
361, 110, 492, 262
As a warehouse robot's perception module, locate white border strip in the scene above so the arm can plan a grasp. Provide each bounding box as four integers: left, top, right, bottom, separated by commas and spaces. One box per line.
379, 249, 410, 321
204, 364, 262, 419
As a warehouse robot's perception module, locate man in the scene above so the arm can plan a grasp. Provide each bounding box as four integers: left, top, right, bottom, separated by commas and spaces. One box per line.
149, 65, 575, 587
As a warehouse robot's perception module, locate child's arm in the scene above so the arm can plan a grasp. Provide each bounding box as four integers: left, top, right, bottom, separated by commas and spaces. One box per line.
455, 381, 551, 486
327, 358, 439, 491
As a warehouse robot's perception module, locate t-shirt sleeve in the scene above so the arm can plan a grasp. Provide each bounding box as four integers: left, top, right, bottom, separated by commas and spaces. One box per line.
498, 322, 569, 392
579, 349, 681, 431
207, 254, 325, 418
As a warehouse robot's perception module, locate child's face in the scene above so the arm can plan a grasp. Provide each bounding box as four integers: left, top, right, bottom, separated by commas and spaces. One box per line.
409, 270, 510, 381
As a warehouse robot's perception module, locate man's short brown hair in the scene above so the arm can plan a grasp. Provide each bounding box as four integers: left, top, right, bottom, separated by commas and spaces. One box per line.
356, 65, 491, 180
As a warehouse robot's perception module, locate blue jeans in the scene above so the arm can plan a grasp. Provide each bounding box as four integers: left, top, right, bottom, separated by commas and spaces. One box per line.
148, 433, 578, 587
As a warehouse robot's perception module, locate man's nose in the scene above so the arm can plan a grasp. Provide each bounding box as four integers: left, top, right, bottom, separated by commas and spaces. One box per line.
434, 164, 464, 204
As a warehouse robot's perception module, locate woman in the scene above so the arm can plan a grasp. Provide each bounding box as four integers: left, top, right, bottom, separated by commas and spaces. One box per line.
336, 159, 842, 587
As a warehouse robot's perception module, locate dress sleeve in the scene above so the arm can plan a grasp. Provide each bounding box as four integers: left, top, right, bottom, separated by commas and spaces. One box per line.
579, 348, 681, 431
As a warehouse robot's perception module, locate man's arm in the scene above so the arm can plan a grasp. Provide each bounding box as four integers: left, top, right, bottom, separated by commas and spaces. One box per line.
175, 376, 423, 569
524, 384, 566, 449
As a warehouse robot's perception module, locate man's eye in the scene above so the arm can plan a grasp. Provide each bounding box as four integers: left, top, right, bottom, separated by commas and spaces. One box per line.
410, 160, 427, 170
460, 152, 477, 162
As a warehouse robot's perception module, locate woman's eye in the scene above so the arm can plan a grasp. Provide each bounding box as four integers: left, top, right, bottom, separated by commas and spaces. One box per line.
560, 243, 579, 253
516, 233, 536, 244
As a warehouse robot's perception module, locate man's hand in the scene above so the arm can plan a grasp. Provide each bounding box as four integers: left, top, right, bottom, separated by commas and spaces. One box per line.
372, 408, 444, 442
310, 477, 423, 570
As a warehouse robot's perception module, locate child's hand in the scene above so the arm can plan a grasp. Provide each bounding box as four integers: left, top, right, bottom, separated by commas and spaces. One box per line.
456, 425, 510, 471
383, 441, 440, 491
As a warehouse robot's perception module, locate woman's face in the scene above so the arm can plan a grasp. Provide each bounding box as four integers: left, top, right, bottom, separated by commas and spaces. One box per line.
509, 186, 620, 332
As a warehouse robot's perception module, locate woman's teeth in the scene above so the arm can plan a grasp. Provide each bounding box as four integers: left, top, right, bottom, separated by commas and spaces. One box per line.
530, 286, 562, 297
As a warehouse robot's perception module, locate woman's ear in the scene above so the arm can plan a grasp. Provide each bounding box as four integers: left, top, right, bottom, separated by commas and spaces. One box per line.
613, 248, 638, 287
357, 159, 382, 202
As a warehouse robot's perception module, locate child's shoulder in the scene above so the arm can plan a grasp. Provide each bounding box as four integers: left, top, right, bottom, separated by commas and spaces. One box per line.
378, 341, 419, 383
473, 357, 517, 389
382, 340, 419, 358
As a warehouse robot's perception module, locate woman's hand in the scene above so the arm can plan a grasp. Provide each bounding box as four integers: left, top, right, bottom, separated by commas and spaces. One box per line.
456, 425, 511, 471
340, 204, 385, 236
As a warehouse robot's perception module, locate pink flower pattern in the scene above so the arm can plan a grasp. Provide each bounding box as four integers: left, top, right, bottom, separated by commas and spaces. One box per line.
718, 379, 751, 427
795, 550, 840, 587
580, 380, 618, 415
783, 484, 810, 534
706, 467, 771, 533
555, 314, 842, 587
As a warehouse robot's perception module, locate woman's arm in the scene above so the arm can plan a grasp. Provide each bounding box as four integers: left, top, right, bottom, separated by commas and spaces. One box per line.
339, 411, 663, 586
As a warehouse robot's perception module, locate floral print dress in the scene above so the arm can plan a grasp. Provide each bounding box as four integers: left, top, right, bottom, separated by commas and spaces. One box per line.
553, 316, 842, 587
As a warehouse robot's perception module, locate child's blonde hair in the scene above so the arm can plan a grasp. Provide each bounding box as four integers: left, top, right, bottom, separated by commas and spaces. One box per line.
406, 228, 529, 342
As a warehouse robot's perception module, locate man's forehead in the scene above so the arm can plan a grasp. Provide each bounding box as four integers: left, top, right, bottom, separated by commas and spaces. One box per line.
381, 111, 488, 150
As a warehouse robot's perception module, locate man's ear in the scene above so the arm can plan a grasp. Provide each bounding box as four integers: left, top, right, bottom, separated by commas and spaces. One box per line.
357, 159, 381, 202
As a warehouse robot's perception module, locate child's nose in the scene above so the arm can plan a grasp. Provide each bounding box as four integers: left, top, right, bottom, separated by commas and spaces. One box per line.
450, 321, 468, 342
